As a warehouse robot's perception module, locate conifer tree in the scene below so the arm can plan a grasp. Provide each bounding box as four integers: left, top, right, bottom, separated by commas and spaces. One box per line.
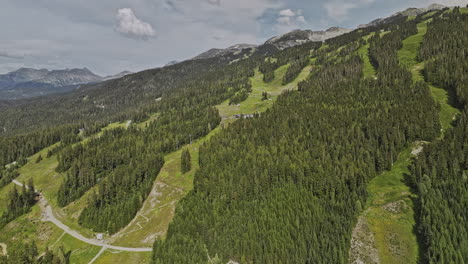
181, 149, 191, 174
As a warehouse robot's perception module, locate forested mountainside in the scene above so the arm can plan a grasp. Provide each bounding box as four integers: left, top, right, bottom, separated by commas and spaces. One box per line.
0, 5, 467, 264
408, 10, 468, 263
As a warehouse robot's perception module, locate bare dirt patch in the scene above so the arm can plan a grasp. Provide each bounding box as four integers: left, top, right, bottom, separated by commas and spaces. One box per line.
0, 243, 7, 256
348, 215, 380, 264
382, 200, 407, 214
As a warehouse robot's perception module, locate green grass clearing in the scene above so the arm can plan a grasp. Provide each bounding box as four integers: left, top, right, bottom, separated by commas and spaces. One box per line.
397, 22, 427, 68
55, 233, 101, 264
358, 43, 376, 78
364, 146, 419, 264
217, 64, 311, 118
95, 249, 151, 264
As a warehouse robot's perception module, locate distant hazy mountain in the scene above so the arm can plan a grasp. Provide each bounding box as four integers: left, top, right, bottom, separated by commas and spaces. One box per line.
0, 68, 49, 89
0, 68, 131, 100
103, 71, 133, 81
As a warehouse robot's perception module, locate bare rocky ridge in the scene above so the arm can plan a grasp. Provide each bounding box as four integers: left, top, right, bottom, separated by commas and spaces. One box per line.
192, 44, 257, 60
358, 3, 446, 28
191, 27, 351, 62
265, 27, 352, 50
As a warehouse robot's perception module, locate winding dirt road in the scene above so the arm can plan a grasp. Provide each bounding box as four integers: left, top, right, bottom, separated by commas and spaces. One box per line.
11, 180, 152, 252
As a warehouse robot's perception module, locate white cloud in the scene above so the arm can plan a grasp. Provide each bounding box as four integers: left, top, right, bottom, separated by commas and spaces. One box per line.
324, 2, 356, 21
0, 51, 24, 59
324, 0, 375, 21
297, 16, 306, 23
116, 8, 156, 40
279, 9, 296, 17
207, 0, 221, 5
277, 16, 292, 25
277, 8, 306, 26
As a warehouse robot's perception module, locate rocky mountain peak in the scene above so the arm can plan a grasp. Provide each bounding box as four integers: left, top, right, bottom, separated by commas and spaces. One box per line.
358, 3, 446, 28
192, 44, 257, 60
265, 27, 351, 50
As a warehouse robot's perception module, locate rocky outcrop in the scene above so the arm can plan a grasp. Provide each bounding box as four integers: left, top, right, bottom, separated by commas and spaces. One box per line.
192, 44, 257, 60
358, 3, 446, 28
265, 27, 352, 50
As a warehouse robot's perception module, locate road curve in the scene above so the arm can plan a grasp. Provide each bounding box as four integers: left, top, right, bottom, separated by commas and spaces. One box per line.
11, 180, 152, 252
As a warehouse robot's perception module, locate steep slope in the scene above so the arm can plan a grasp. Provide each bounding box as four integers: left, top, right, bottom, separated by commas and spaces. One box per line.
151, 14, 440, 263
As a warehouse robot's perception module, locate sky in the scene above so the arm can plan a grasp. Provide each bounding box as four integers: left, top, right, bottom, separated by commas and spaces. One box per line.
0, 0, 466, 76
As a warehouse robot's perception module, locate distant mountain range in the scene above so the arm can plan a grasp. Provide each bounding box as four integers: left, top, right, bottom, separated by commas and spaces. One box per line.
0, 68, 131, 100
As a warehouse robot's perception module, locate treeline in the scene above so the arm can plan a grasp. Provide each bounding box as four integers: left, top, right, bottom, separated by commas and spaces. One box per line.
0, 125, 83, 168
0, 164, 22, 189
0, 242, 70, 264
409, 9, 468, 264
0, 179, 37, 229
0, 122, 106, 192
152, 19, 439, 263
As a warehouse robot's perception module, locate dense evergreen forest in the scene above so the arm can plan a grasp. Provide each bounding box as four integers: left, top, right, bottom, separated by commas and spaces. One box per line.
409, 9, 468, 264
152, 14, 441, 263
0, 179, 36, 229
0, 242, 70, 264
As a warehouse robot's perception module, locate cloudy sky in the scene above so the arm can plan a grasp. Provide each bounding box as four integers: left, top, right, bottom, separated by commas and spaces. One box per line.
0, 0, 466, 75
